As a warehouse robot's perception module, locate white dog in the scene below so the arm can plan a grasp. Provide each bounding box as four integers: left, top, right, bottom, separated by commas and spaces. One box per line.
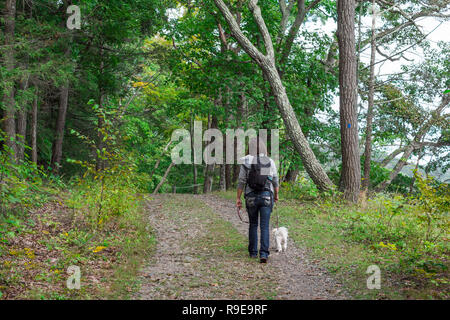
272, 227, 288, 253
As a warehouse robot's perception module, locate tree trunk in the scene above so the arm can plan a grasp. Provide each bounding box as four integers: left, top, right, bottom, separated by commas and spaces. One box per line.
409, 150, 423, 194
219, 164, 226, 191
31, 89, 38, 164
153, 162, 174, 195
232, 87, 247, 186
284, 169, 299, 183
362, 0, 377, 191
214, 0, 334, 192
150, 140, 172, 179
190, 113, 198, 194
16, 77, 29, 161
223, 131, 232, 190
95, 92, 105, 172
375, 145, 414, 192
224, 87, 233, 190
203, 115, 218, 193
2, 0, 17, 158
96, 48, 105, 172
263, 65, 334, 191
50, 84, 69, 173
337, 0, 361, 202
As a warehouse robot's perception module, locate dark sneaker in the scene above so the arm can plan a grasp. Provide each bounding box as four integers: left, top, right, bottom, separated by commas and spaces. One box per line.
260, 257, 268, 263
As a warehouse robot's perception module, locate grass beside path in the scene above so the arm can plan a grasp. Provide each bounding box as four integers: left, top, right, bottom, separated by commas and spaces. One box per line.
215, 190, 449, 300
0, 193, 155, 300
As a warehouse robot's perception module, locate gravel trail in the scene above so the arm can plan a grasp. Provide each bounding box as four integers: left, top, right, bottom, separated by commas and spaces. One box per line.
135, 194, 349, 300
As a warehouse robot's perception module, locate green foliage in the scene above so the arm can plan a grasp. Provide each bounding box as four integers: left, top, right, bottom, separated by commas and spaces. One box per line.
67, 103, 150, 229
280, 176, 320, 200
271, 190, 449, 298
412, 171, 450, 241
0, 131, 61, 215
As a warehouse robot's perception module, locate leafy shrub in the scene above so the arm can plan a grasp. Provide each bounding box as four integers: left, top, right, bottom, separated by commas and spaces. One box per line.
412, 171, 449, 241
0, 131, 60, 215
67, 102, 150, 229
281, 174, 320, 200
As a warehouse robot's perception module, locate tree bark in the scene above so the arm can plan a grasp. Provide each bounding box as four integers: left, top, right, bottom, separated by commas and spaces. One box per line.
2, 0, 17, 158
380, 145, 408, 167
16, 77, 29, 161
153, 162, 174, 195
284, 168, 299, 183
213, 0, 334, 191
50, 84, 69, 173
219, 164, 226, 191
31, 88, 38, 164
95, 92, 105, 172
203, 115, 218, 193
232, 86, 247, 186
224, 85, 233, 190
150, 140, 172, 179
337, 0, 361, 202
362, 0, 377, 190
96, 48, 105, 172
409, 149, 423, 194
190, 113, 198, 194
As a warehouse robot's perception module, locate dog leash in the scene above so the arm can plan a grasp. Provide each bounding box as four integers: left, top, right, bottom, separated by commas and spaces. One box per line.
274, 202, 280, 229
236, 207, 249, 224
237, 202, 279, 227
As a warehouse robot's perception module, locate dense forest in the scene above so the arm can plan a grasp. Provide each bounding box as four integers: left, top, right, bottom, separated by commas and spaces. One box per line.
0, 0, 449, 300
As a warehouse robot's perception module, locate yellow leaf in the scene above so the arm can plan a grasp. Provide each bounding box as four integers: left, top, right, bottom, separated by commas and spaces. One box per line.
92, 246, 107, 253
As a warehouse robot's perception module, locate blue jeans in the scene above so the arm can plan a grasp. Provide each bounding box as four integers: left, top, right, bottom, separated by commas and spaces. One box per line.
246, 191, 273, 258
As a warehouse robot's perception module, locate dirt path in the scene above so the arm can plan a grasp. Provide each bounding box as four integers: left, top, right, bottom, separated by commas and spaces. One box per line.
135, 194, 348, 300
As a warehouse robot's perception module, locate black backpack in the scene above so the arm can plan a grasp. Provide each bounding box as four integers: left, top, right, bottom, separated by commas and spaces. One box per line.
247, 155, 271, 191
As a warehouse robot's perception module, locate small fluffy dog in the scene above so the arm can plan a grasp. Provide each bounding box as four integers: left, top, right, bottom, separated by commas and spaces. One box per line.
272, 227, 288, 253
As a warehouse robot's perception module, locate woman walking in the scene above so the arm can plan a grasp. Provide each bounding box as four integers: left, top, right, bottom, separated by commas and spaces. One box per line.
236, 137, 279, 263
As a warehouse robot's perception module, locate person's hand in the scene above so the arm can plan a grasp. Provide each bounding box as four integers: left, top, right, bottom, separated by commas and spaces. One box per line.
274, 194, 279, 203
236, 198, 242, 210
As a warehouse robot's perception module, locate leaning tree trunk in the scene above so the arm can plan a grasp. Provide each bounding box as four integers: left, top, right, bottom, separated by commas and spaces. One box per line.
375, 145, 415, 192
214, 0, 334, 192
262, 65, 334, 191
362, 0, 377, 191
153, 162, 174, 195
409, 149, 423, 194
2, 0, 17, 158
337, 0, 361, 202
